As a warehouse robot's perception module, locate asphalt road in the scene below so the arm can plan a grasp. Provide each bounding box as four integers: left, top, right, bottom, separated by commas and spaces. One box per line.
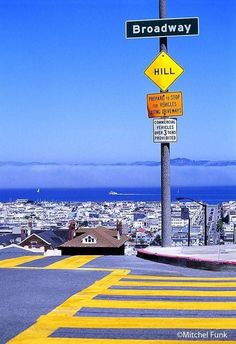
1, 247, 236, 343
0, 263, 107, 343
207, 205, 220, 245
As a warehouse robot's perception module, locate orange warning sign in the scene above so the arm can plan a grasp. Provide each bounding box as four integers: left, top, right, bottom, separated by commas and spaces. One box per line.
147, 91, 183, 118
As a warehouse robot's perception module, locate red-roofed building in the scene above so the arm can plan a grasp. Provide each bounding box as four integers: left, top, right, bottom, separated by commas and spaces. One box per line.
59, 226, 129, 255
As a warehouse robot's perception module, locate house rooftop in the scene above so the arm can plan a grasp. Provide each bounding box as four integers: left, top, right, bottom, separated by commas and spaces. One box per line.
60, 226, 128, 248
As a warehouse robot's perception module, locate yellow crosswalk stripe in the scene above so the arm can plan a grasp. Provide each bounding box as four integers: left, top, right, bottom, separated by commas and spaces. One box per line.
7, 267, 236, 344
10, 339, 230, 344
0, 255, 44, 268
103, 288, 236, 297
126, 274, 236, 281
37, 315, 236, 329
7, 269, 130, 343
116, 280, 236, 287
46, 269, 130, 317
45, 256, 100, 269
78, 298, 236, 310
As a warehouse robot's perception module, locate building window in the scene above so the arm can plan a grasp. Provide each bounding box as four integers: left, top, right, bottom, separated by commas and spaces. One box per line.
30, 240, 38, 248
82, 235, 96, 244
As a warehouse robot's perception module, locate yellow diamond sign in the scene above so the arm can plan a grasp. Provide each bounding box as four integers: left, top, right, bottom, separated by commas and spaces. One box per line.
144, 51, 184, 91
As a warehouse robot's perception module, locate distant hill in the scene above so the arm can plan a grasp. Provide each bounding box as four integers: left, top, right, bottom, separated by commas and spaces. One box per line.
131, 158, 236, 167
0, 158, 235, 167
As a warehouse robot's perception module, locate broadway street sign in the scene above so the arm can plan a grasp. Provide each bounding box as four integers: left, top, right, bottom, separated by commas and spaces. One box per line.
126, 17, 199, 39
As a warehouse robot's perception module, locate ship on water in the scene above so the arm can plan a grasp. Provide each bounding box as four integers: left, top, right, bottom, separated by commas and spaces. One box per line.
109, 191, 119, 195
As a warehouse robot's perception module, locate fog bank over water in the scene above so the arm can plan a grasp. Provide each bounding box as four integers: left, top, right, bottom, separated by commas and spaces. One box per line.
0, 164, 235, 188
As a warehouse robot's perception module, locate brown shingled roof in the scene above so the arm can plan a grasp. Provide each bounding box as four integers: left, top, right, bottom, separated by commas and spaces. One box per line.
60, 226, 128, 248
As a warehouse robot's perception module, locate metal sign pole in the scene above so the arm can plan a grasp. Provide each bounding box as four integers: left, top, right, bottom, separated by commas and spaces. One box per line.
204, 204, 208, 245
188, 217, 191, 246
159, 0, 172, 247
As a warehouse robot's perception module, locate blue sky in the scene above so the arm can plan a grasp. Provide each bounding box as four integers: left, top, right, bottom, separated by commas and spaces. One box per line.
0, 0, 235, 187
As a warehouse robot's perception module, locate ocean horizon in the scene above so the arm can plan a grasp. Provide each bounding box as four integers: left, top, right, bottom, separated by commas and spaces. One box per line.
0, 186, 235, 204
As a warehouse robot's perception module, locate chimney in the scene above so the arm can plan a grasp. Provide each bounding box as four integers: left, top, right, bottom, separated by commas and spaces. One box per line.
27, 218, 32, 237
68, 221, 76, 240
21, 228, 27, 241
116, 220, 122, 240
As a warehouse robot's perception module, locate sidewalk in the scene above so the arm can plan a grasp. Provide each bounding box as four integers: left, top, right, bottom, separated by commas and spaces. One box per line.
137, 244, 236, 270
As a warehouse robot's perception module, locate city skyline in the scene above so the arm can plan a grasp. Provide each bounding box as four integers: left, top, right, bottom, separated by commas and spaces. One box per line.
0, 0, 235, 187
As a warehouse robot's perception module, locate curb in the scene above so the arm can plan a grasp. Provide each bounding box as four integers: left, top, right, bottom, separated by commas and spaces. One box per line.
137, 249, 236, 271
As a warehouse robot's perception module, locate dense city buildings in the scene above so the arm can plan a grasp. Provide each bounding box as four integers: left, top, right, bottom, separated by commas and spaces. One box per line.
0, 198, 234, 254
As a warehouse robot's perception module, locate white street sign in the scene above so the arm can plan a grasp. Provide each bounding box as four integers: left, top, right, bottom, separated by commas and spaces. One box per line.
153, 118, 177, 143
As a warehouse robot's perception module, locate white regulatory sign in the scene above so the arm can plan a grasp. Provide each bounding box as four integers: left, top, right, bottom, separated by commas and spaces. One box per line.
153, 118, 177, 143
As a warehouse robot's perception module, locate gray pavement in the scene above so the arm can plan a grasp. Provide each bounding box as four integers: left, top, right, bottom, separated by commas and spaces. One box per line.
137, 244, 236, 271
84, 254, 236, 276
0, 246, 42, 259
0, 268, 107, 343
2, 249, 236, 343
51, 328, 236, 340
140, 244, 236, 262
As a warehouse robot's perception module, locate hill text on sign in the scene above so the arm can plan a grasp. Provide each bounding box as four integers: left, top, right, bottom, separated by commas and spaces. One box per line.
147, 91, 183, 118
126, 17, 199, 38
144, 51, 184, 91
